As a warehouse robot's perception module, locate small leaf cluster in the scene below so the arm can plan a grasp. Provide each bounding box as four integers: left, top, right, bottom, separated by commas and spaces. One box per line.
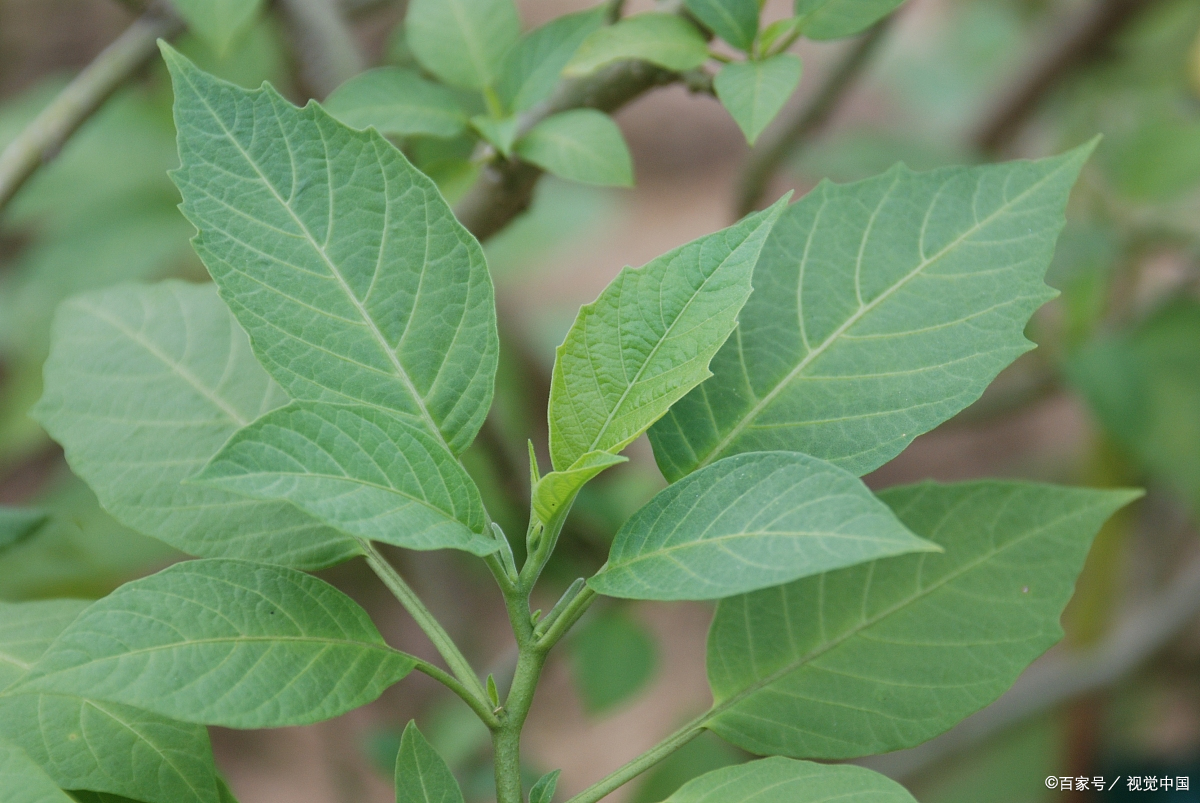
0, 19, 1142, 803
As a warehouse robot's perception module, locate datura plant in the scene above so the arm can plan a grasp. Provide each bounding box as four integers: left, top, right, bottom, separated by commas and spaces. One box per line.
0, 20, 1139, 803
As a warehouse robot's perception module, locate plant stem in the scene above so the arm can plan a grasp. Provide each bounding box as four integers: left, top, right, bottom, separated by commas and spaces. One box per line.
733, 16, 893, 217
413, 660, 500, 727
360, 541, 493, 713
535, 584, 596, 651
278, 0, 366, 99
0, 3, 183, 216
563, 715, 709, 803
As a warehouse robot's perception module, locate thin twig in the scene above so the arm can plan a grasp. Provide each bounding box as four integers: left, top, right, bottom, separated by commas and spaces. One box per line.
278, 0, 367, 99
971, 0, 1163, 155
734, 18, 893, 218
860, 542, 1200, 780
0, 3, 183, 216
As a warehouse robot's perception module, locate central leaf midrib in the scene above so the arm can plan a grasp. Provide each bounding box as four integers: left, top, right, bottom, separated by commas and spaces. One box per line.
697, 161, 1071, 471
611, 528, 915, 569
179, 71, 449, 454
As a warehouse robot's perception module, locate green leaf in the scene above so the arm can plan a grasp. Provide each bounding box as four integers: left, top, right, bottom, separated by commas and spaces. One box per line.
1069, 301, 1200, 511
197, 403, 496, 555
664, 758, 916, 803
0, 734, 75, 803
649, 145, 1093, 482
496, 8, 606, 112
33, 281, 360, 570
471, 114, 521, 158
568, 609, 657, 714
163, 46, 499, 457
394, 721, 465, 803
793, 0, 905, 40
405, 0, 521, 90
0, 508, 49, 554
529, 769, 560, 803
714, 55, 802, 146
705, 481, 1139, 758
565, 14, 710, 76
590, 451, 937, 601
684, 0, 760, 52
324, 68, 469, 138
172, 0, 266, 54
548, 197, 788, 471
0, 600, 88, 692
0, 694, 220, 803
515, 110, 634, 187
19, 559, 415, 728
533, 451, 627, 530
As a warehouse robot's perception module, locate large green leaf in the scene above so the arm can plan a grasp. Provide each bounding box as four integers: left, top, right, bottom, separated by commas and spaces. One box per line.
650, 146, 1092, 481
324, 69, 469, 139
590, 451, 936, 601
515, 110, 633, 187
163, 46, 498, 457
547, 199, 787, 471
1069, 301, 1200, 511
0, 734, 75, 803
196, 402, 497, 555
0, 600, 88, 692
664, 758, 916, 803
0, 694, 219, 803
793, 0, 905, 40
173, 0, 266, 54
0, 509, 49, 555
684, 0, 759, 52
705, 481, 1139, 758
565, 14, 710, 76
405, 0, 521, 91
714, 55, 802, 146
495, 8, 606, 112
19, 560, 415, 728
33, 281, 359, 570
395, 721, 465, 803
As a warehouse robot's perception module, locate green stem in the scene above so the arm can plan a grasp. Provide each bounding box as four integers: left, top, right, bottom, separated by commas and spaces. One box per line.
413, 660, 500, 727
360, 541, 492, 711
563, 715, 708, 803
535, 583, 597, 651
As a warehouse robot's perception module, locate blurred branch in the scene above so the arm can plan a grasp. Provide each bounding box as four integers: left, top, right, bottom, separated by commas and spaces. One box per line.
734, 18, 894, 218
972, 0, 1163, 155
279, 0, 366, 98
0, 3, 183, 216
861, 538, 1200, 780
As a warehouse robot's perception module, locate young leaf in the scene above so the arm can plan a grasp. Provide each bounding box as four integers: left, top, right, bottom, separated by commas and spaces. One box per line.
684, 0, 760, 52
0, 734, 75, 803
471, 114, 521, 158
495, 8, 606, 112
547, 197, 788, 471
19, 559, 415, 728
515, 110, 634, 187
705, 481, 1140, 758
324, 68, 469, 138
172, 0, 265, 54
714, 55, 802, 146
395, 721, 465, 803
529, 769, 561, 803
0, 694, 220, 803
0, 600, 88, 692
163, 46, 499, 457
665, 758, 915, 802
565, 14, 710, 77
33, 282, 360, 570
533, 452, 627, 530
793, 0, 906, 41
405, 0, 521, 91
590, 451, 937, 601
0, 508, 49, 554
650, 145, 1093, 481
196, 403, 496, 555
568, 609, 657, 714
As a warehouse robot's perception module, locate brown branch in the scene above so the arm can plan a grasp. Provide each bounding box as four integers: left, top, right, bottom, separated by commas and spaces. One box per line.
278, 0, 366, 99
972, 0, 1163, 155
733, 18, 893, 218
0, 3, 183, 216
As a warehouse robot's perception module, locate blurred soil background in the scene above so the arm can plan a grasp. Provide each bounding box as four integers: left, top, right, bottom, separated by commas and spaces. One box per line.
2, 0, 1200, 801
